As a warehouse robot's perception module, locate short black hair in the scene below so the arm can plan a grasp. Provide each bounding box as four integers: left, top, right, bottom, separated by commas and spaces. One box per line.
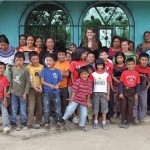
86, 64, 94, 72
99, 46, 109, 56
29, 51, 39, 60
115, 51, 126, 64
87, 52, 95, 57
69, 43, 77, 47
14, 52, 25, 61
139, 53, 149, 60
0, 61, 6, 69
126, 57, 135, 63
19, 34, 26, 39
0, 35, 9, 44
45, 53, 57, 62
78, 66, 88, 75
57, 49, 67, 55
95, 58, 105, 69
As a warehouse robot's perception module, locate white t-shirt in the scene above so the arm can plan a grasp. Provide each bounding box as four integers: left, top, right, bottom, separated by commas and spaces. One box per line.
92, 71, 111, 93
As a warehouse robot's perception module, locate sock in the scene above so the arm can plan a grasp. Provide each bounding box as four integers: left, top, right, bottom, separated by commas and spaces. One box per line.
94, 120, 98, 124
102, 121, 106, 125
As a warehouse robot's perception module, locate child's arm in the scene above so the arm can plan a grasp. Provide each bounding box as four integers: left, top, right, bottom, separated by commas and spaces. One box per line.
112, 74, 120, 84
41, 78, 55, 89
3, 86, 8, 107
119, 81, 124, 99
70, 92, 76, 101
61, 70, 69, 77
106, 82, 110, 101
71, 72, 74, 83
147, 80, 150, 90
87, 94, 92, 107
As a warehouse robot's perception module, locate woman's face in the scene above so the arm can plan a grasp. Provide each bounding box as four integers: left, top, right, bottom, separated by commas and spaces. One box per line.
35, 38, 43, 48
20, 36, 26, 46
0, 42, 9, 51
45, 38, 54, 50
86, 29, 95, 39
144, 33, 150, 42
26, 36, 34, 47
113, 38, 121, 48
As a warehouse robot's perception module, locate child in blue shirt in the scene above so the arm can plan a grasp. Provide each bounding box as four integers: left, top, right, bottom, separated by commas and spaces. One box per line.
40, 53, 62, 129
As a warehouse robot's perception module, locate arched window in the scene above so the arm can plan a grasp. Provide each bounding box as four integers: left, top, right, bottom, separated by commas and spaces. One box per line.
23, 4, 72, 45
81, 2, 134, 47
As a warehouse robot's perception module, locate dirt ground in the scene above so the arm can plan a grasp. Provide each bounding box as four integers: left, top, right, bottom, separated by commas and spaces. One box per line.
0, 117, 150, 150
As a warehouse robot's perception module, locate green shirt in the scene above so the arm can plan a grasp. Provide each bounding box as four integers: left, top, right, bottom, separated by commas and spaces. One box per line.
11, 66, 30, 96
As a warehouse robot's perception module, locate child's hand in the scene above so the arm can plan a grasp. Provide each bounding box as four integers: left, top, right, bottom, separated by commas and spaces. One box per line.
106, 94, 110, 101
22, 93, 27, 101
3, 101, 8, 108
6, 92, 10, 98
119, 94, 124, 99
36, 88, 42, 93
54, 85, 59, 90
135, 94, 138, 101
87, 103, 92, 108
49, 84, 55, 89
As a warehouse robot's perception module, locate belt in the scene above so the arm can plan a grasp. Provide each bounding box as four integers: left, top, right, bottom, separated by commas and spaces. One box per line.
124, 86, 134, 89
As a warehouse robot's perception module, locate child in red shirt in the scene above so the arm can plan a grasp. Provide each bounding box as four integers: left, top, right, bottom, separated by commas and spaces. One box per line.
62, 66, 92, 132
0, 62, 10, 134
133, 53, 150, 123
119, 58, 140, 128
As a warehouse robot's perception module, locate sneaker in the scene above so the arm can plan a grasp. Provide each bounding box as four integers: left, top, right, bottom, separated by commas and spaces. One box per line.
124, 123, 132, 129
139, 118, 144, 122
133, 118, 139, 124
62, 119, 69, 131
109, 117, 116, 123
11, 125, 21, 131
45, 123, 50, 130
102, 124, 108, 130
56, 122, 62, 130
34, 124, 40, 129
3, 127, 10, 134
72, 116, 79, 124
80, 126, 88, 132
22, 125, 28, 131
93, 122, 98, 129
119, 121, 126, 128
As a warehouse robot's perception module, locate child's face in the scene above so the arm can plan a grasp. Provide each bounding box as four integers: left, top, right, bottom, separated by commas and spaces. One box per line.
0, 42, 8, 51
45, 57, 55, 68
27, 36, 34, 47
0, 65, 5, 76
126, 61, 135, 71
66, 53, 72, 62
129, 43, 134, 51
88, 68, 93, 74
80, 71, 89, 81
116, 56, 124, 64
35, 38, 43, 48
86, 54, 95, 64
99, 52, 108, 61
30, 56, 39, 66
69, 45, 76, 52
20, 36, 26, 46
139, 57, 149, 67
58, 52, 66, 62
82, 52, 88, 61
15, 57, 24, 68
121, 42, 129, 52
96, 64, 104, 71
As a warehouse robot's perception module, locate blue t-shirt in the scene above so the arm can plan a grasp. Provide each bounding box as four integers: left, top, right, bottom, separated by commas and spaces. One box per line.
40, 67, 62, 94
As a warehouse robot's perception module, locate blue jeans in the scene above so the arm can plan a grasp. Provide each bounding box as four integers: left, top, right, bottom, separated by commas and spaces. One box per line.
0, 99, 9, 128
63, 101, 87, 127
10, 94, 27, 126
43, 92, 62, 123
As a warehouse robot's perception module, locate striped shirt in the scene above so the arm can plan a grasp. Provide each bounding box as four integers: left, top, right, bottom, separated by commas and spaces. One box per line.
72, 78, 93, 107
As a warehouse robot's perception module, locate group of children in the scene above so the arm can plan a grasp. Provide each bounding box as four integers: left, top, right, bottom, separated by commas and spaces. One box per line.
0, 40, 150, 134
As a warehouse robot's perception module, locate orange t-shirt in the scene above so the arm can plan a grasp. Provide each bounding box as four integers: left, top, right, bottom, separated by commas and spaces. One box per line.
54, 61, 70, 88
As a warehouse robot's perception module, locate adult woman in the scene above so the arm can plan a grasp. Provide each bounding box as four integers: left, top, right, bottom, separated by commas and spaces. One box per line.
0, 35, 16, 81
136, 31, 150, 63
109, 36, 121, 60
39, 37, 57, 64
18, 35, 41, 64
80, 27, 102, 58
35, 36, 43, 49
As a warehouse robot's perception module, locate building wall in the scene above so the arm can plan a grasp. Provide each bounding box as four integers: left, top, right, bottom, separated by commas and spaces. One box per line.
0, 1, 149, 48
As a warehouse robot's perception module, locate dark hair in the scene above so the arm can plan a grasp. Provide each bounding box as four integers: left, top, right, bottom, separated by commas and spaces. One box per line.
139, 53, 149, 60
0, 61, 6, 69
14, 52, 25, 61
26, 35, 35, 41
69, 43, 77, 47
78, 66, 88, 75
45, 53, 57, 62
0, 35, 9, 44
87, 52, 95, 57
95, 58, 105, 69
72, 47, 87, 61
143, 31, 150, 38
35, 36, 43, 42
99, 46, 109, 56
19, 34, 26, 39
115, 51, 126, 64
29, 51, 39, 60
126, 57, 135, 63
57, 49, 67, 55
121, 39, 129, 45
111, 36, 121, 47
86, 64, 94, 72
